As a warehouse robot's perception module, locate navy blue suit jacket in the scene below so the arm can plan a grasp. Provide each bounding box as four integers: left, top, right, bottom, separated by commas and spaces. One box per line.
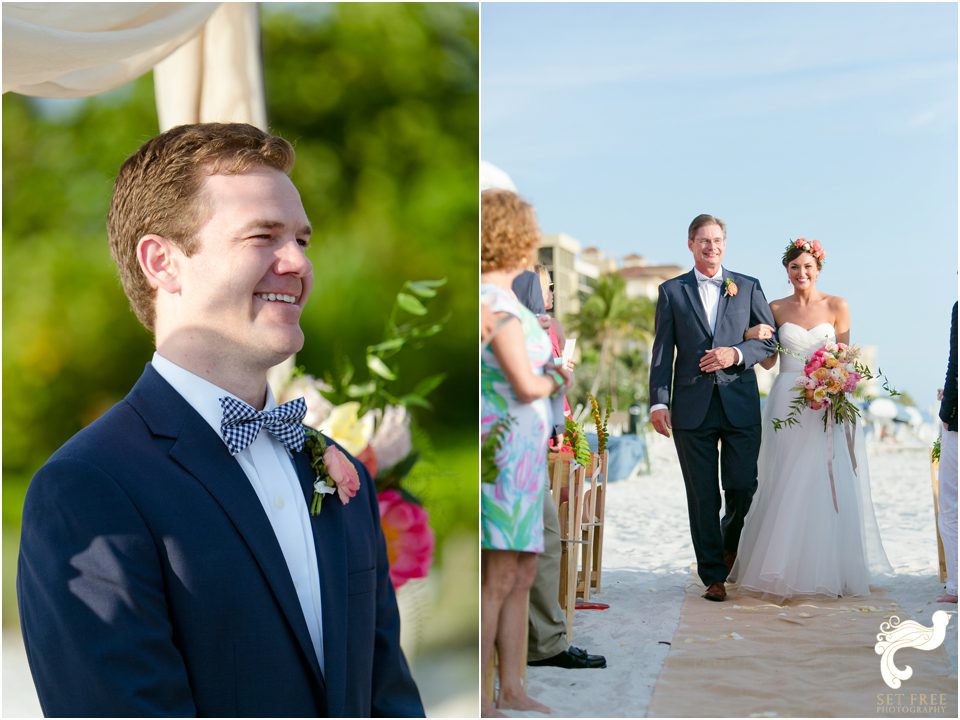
17, 364, 424, 717
649, 269, 777, 430
940, 302, 958, 432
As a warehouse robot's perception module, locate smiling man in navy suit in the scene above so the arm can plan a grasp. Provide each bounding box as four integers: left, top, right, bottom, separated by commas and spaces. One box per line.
17, 123, 424, 717
648, 214, 776, 603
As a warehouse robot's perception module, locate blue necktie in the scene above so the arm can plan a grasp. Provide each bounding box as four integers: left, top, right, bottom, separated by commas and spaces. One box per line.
219, 396, 307, 455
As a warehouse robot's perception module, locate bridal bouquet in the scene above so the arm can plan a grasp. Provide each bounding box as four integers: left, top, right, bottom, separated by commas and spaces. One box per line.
772, 341, 895, 431
272, 279, 446, 589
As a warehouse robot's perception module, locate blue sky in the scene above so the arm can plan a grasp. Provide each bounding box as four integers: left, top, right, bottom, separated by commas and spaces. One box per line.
482, 1, 958, 411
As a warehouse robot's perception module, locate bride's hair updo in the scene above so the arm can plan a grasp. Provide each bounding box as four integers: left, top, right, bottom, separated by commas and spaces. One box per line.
782, 238, 826, 269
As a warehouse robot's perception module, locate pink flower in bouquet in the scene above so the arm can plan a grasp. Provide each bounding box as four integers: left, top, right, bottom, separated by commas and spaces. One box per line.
357, 446, 378, 479
323, 445, 360, 504
379, 489, 434, 589
843, 372, 861, 393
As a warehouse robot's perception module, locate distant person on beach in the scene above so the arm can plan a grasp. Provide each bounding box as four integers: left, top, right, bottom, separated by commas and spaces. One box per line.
936, 302, 957, 603
729, 238, 892, 599
648, 214, 777, 602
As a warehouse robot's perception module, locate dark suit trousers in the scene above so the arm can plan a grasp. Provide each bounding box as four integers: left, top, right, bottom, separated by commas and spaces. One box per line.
527, 494, 568, 660
673, 386, 760, 586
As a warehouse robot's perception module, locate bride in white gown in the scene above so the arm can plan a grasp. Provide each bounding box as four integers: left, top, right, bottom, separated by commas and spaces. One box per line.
729, 239, 892, 599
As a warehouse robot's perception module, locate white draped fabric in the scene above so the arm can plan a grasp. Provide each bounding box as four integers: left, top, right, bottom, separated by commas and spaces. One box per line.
2, 2, 266, 130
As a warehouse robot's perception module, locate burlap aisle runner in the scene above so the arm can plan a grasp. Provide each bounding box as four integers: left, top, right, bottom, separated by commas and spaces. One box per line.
648, 573, 957, 718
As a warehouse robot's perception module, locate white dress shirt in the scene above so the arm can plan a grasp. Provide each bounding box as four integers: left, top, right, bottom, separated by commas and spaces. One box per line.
151, 352, 325, 674
650, 267, 742, 414
694, 267, 723, 334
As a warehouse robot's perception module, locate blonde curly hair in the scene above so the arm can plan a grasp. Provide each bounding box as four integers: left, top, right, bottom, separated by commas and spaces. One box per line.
481, 189, 540, 273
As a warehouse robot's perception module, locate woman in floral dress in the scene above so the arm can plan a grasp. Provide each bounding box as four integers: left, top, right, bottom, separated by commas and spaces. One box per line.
480, 189, 568, 717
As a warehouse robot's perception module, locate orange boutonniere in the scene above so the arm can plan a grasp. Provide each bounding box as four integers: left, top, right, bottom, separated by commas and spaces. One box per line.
724, 278, 738, 297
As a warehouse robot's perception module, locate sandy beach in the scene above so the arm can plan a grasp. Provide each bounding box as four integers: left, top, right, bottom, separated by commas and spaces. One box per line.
510, 432, 958, 718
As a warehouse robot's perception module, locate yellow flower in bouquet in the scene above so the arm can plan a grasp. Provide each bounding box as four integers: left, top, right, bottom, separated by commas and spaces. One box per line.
319, 401, 376, 456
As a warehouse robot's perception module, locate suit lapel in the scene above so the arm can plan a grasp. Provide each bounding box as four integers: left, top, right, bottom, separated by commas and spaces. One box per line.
296, 448, 347, 715
128, 367, 326, 688
681, 271, 713, 337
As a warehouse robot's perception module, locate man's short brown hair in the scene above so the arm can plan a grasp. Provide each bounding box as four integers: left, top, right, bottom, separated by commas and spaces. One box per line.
481, 189, 540, 273
107, 123, 295, 331
687, 213, 726, 242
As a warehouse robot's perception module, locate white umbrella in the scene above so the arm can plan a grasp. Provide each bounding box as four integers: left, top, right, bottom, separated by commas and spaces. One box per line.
867, 397, 898, 420
480, 161, 517, 192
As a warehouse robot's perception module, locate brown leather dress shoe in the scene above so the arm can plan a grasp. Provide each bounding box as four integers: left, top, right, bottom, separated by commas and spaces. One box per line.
703, 582, 726, 601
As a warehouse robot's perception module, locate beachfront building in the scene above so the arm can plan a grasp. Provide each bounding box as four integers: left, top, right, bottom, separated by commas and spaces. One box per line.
617, 255, 686, 301
539, 232, 592, 318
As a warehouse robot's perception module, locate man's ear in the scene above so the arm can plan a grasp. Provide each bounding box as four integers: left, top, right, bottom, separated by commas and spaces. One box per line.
136, 235, 182, 294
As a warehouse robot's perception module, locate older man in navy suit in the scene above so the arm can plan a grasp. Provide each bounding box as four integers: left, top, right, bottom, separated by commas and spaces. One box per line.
17, 123, 424, 717
648, 214, 776, 602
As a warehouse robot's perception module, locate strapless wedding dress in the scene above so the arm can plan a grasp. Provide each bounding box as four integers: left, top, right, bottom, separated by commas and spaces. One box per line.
730, 322, 893, 599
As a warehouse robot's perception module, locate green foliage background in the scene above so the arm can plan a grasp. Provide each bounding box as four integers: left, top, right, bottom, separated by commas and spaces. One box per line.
2, 4, 478, 590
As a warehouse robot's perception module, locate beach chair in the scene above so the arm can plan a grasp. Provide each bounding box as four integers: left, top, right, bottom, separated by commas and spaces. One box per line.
590, 448, 609, 594
932, 457, 948, 583
577, 452, 601, 602
549, 451, 586, 640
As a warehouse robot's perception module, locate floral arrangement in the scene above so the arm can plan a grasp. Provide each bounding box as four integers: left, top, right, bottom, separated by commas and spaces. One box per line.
933, 436, 942, 464
773, 341, 898, 431
783, 237, 826, 267
723, 278, 738, 298
271, 279, 446, 589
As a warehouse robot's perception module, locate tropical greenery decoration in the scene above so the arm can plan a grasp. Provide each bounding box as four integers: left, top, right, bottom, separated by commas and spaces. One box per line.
588, 393, 611, 456
564, 416, 593, 469
565, 273, 656, 412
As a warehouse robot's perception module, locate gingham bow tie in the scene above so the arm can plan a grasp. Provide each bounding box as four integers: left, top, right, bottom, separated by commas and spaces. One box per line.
219, 396, 307, 455
698, 275, 723, 287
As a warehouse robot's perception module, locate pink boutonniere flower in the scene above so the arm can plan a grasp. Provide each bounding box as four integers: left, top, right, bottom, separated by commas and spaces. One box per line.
305, 429, 360, 515
723, 278, 738, 297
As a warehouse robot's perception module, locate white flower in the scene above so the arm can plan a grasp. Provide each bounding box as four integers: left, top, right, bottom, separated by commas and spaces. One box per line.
370, 405, 413, 471
313, 480, 336, 495
319, 402, 376, 456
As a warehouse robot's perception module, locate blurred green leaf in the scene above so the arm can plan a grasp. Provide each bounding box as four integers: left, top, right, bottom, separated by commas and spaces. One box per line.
396, 292, 428, 316
367, 355, 397, 380
413, 372, 446, 398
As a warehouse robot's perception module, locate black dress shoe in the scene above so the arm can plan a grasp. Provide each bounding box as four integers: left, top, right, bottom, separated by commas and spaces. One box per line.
528, 645, 607, 669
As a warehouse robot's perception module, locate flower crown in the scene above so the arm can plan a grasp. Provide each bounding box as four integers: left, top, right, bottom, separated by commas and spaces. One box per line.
783, 237, 826, 268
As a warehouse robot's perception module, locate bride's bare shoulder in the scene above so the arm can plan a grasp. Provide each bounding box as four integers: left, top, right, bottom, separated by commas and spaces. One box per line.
824, 294, 850, 312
